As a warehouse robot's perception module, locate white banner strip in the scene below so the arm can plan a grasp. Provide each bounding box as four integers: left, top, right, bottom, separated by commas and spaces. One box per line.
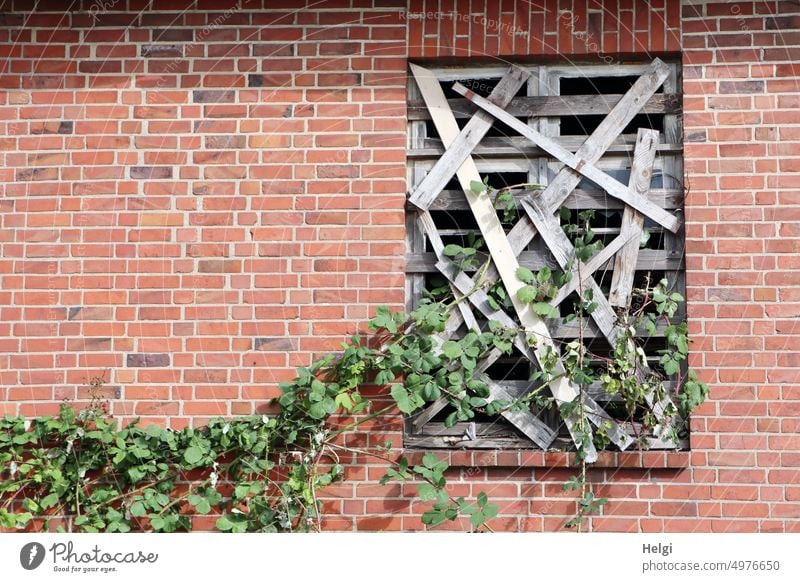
1, 533, 798, 581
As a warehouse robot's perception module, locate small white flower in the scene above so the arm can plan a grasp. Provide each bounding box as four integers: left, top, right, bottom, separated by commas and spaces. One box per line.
261, 415, 269, 424
209, 472, 219, 488
23, 420, 31, 431
9, 461, 17, 476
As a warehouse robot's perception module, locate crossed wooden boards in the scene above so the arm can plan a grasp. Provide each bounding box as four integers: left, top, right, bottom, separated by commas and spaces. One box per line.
406, 59, 681, 461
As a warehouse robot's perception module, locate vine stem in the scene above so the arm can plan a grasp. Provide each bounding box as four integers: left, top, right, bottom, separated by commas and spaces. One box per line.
576, 258, 586, 534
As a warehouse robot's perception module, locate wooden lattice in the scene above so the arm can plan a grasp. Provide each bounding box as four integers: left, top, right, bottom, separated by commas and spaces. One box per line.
404, 59, 685, 458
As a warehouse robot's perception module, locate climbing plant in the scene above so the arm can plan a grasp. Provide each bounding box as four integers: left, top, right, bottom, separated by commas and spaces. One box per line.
0, 204, 707, 533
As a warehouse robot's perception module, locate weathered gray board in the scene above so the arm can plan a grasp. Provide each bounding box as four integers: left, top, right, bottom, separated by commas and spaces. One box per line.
609, 128, 660, 308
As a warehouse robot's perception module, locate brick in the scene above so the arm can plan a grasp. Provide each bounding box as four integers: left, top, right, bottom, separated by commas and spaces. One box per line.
131, 166, 173, 179
141, 44, 184, 58
126, 353, 171, 367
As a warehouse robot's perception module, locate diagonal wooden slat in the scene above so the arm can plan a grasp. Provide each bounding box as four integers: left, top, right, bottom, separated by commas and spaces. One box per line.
407, 63, 530, 211
504, 58, 672, 254
548, 231, 634, 308
411, 63, 596, 459
452, 82, 681, 233
609, 128, 660, 308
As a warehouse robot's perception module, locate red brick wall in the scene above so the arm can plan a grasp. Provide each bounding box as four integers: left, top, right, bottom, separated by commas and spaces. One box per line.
0, 0, 408, 425
681, 0, 800, 532
408, 0, 681, 58
1, 0, 799, 532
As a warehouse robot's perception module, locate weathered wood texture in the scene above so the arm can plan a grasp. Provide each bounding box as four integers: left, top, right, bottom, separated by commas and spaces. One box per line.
609, 128, 660, 308
407, 93, 681, 120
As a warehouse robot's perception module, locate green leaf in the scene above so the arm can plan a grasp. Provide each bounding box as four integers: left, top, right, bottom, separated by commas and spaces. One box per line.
468, 397, 487, 407
483, 503, 498, 519
516, 266, 535, 284
183, 446, 204, 465
663, 358, 680, 376
417, 483, 438, 501
469, 511, 486, 527
531, 302, 559, 318
127, 467, 145, 482
307, 402, 328, 419
145, 424, 162, 438
443, 244, 463, 258
130, 501, 146, 518
441, 341, 462, 359
470, 180, 486, 193
536, 266, 552, 285
390, 384, 413, 414
216, 515, 234, 531
334, 392, 353, 411
40, 492, 60, 510
517, 285, 538, 304
421, 510, 447, 526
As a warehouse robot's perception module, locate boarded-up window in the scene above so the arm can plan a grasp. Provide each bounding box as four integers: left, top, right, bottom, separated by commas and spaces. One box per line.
405, 61, 684, 451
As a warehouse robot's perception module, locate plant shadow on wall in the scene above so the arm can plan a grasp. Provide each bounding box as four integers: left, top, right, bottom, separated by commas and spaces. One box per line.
0, 196, 707, 533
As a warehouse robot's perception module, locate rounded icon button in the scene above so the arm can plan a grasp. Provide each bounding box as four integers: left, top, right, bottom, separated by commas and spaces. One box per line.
20, 542, 46, 570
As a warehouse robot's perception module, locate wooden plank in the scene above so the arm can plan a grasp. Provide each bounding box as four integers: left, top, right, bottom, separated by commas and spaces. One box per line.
427, 260, 559, 447
404, 435, 534, 449
407, 63, 530, 211
503, 58, 672, 253
436, 259, 538, 363
405, 166, 427, 313
453, 82, 682, 233
405, 249, 684, 281
457, 295, 556, 449
609, 128, 660, 308
407, 93, 681, 120
426, 187, 683, 211
583, 399, 634, 450
413, 301, 506, 433
407, 136, 682, 158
